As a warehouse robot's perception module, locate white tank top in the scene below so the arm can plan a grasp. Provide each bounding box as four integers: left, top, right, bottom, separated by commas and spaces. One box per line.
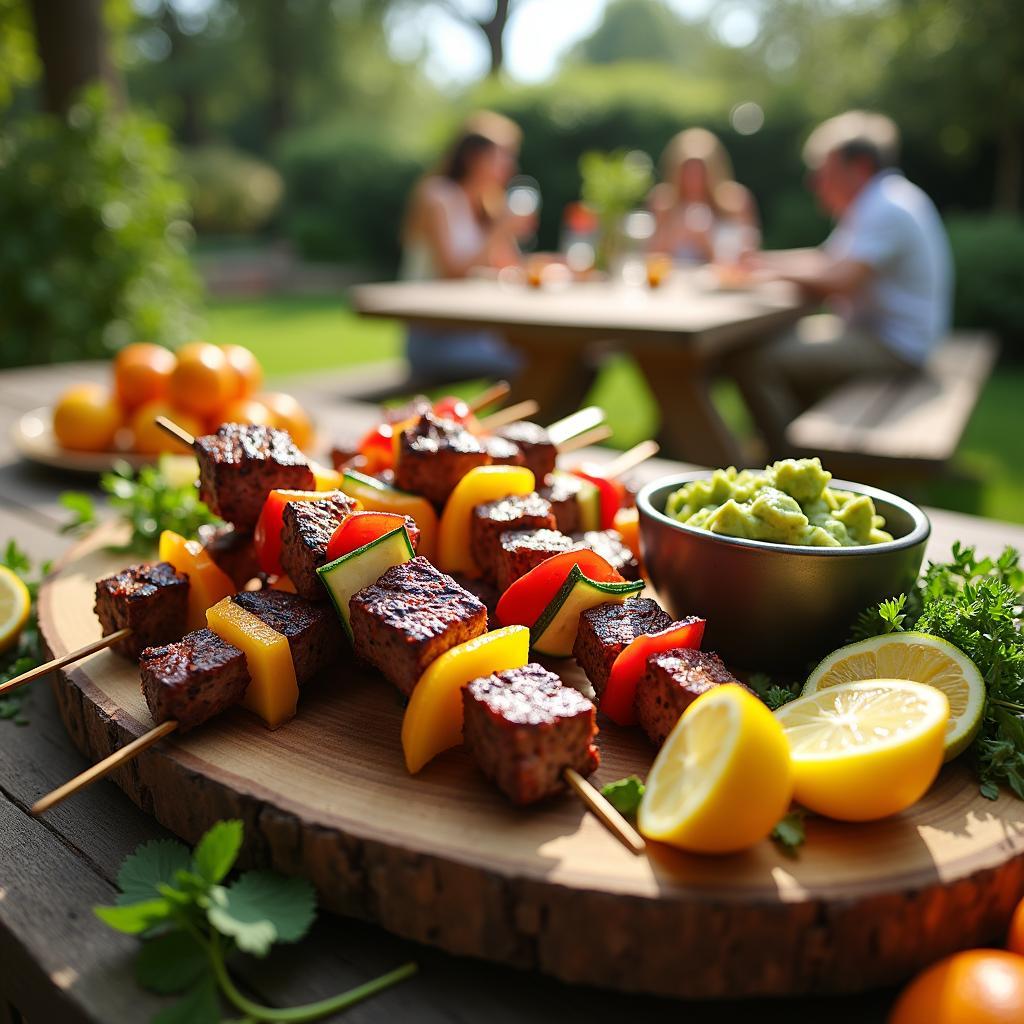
400, 178, 486, 281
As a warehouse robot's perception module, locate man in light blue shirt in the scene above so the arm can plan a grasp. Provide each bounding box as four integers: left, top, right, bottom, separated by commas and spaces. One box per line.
733, 111, 953, 450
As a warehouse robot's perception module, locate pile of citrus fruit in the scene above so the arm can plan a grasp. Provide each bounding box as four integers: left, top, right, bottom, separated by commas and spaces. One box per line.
52, 341, 313, 456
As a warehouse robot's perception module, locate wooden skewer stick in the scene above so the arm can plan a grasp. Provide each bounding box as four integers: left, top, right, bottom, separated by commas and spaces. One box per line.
32, 720, 179, 816
0, 628, 132, 696
556, 424, 613, 456
477, 399, 540, 432
466, 380, 511, 414
564, 768, 645, 855
546, 406, 606, 447
594, 440, 660, 481
155, 415, 197, 450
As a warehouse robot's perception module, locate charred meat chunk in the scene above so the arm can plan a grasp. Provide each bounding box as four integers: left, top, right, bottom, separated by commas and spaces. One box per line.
94, 562, 189, 659
572, 597, 673, 699
349, 556, 487, 695
394, 413, 490, 508
195, 424, 314, 531
636, 649, 746, 747
463, 663, 599, 804
538, 473, 586, 534
482, 434, 525, 467
232, 589, 342, 683
495, 528, 577, 593
470, 493, 556, 583
572, 529, 641, 581
279, 492, 358, 600
496, 421, 557, 482
140, 628, 249, 731
198, 525, 261, 588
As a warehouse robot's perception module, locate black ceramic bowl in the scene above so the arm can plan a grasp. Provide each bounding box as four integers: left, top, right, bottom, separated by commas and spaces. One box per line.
637, 472, 930, 675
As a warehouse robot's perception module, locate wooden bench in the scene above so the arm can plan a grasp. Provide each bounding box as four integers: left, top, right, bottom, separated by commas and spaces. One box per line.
785, 331, 999, 478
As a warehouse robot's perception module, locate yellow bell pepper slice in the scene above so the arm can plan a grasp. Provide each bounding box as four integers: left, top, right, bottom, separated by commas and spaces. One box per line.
206, 597, 299, 729
339, 470, 438, 563
310, 462, 343, 491
158, 529, 235, 632
401, 625, 530, 774
437, 465, 535, 577
612, 505, 641, 561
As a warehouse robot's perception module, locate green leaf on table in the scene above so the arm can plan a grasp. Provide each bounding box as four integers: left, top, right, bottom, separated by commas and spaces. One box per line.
771, 810, 806, 856
136, 930, 210, 994
152, 975, 221, 1024
207, 871, 316, 956
192, 819, 243, 885
116, 838, 192, 905
1, 539, 31, 576
58, 491, 96, 533
95, 898, 174, 934
601, 775, 645, 817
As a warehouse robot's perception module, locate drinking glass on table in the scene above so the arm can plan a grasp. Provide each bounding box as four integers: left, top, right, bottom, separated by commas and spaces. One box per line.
507, 176, 541, 251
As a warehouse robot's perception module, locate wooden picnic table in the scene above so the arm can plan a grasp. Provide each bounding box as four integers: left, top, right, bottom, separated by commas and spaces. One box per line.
2, 361, 1022, 1024
352, 275, 810, 466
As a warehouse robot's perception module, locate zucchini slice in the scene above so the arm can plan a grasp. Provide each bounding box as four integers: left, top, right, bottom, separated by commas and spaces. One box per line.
553, 470, 601, 533
317, 524, 415, 640
531, 565, 644, 658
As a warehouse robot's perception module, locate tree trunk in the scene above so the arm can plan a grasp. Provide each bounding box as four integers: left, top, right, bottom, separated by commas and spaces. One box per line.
479, 0, 511, 77
28, 0, 123, 116
994, 117, 1022, 213
264, 0, 293, 139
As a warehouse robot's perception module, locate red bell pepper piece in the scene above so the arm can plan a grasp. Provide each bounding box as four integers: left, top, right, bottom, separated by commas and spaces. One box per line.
326, 510, 412, 562
253, 489, 322, 576
357, 423, 395, 475
601, 617, 706, 726
569, 464, 625, 530
496, 549, 623, 629
431, 395, 472, 423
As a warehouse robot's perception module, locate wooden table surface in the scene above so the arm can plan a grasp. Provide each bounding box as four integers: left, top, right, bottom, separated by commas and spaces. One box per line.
2, 361, 1023, 1024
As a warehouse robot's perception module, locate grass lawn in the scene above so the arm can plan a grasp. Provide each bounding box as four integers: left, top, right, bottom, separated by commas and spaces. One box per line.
205, 294, 1024, 526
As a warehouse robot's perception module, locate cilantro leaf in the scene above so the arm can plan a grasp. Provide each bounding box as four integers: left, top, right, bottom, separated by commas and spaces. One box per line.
601, 775, 645, 817
94, 898, 174, 934
207, 871, 316, 956
192, 820, 243, 885
136, 930, 210, 994
747, 673, 800, 710
116, 838, 192, 906
152, 976, 221, 1024
771, 810, 806, 856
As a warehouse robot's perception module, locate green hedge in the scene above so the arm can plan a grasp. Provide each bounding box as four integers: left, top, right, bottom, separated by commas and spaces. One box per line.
180, 144, 284, 235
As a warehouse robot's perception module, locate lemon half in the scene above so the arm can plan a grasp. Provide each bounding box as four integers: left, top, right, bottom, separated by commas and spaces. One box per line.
0, 565, 31, 654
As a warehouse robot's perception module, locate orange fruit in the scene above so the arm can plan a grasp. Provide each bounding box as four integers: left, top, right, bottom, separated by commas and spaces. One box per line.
113, 343, 176, 410
260, 391, 314, 450
130, 401, 205, 455
168, 342, 234, 418
53, 384, 122, 452
220, 344, 263, 401
1007, 898, 1024, 956
220, 398, 273, 427
889, 950, 1024, 1024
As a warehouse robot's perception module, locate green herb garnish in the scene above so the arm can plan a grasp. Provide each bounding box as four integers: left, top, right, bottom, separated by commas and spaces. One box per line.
96, 820, 416, 1023
771, 809, 806, 856
0, 541, 51, 725
747, 672, 800, 710
601, 775, 645, 817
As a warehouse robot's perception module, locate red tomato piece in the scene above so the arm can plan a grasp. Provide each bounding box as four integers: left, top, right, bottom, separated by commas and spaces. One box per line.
601, 618, 706, 726
496, 549, 623, 629
357, 423, 395, 474
325, 510, 410, 563
570, 465, 625, 530
431, 395, 471, 422
253, 489, 322, 576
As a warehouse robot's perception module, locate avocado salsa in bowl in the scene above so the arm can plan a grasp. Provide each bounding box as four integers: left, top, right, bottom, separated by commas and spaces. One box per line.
637, 459, 930, 673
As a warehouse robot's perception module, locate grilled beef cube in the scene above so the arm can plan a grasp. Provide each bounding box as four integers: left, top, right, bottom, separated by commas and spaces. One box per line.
385, 395, 432, 424
279, 492, 358, 600
470, 493, 556, 582
94, 562, 189, 659
232, 589, 343, 682
495, 528, 577, 592
198, 525, 261, 588
572, 529, 641, 581
496, 421, 557, 482
572, 597, 673, 699
349, 556, 487, 696
636, 649, 746, 747
196, 424, 315, 530
538, 473, 586, 533
394, 413, 490, 508
140, 628, 249, 732
483, 434, 525, 467
463, 663, 599, 804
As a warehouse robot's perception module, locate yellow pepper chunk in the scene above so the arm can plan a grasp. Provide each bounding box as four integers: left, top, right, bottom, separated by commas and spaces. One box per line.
158, 529, 235, 632
205, 597, 299, 730
402, 625, 530, 774
612, 505, 641, 561
437, 465, 535, 577
310, 462, 344, 491
338, 470, 438, 563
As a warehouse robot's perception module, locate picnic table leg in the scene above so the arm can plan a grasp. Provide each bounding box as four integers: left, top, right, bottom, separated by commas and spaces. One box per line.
503, 331, 598, 424
632, 348, 745, 467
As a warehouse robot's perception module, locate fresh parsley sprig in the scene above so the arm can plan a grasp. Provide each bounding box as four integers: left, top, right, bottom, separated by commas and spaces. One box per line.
0, 540, 51, 726
96, 820, 416, 1023
747, 672, 800, 711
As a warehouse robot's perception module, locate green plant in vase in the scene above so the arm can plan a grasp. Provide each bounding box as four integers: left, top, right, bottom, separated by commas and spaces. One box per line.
578, 149, 653, 271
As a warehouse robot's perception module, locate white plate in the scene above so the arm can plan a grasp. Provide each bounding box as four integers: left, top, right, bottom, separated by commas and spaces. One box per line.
12, 406, 153, 474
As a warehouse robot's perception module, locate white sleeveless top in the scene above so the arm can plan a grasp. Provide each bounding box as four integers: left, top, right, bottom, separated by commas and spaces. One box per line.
399, 178, 486, 281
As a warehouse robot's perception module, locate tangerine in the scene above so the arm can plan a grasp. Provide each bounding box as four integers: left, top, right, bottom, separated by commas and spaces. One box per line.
220, 398, 273, 427
168, 342, 234, 418
53, 384, 122, 452
113, 343, 176, 410
1007, 897, 1024, 957
130, 401, 205, 455
260, 391, 314, 450
220, 344, 263, 401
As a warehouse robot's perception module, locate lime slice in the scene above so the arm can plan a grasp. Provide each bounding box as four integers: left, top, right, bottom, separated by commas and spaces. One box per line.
157, 453, 200, 489
804, 632, 985, 761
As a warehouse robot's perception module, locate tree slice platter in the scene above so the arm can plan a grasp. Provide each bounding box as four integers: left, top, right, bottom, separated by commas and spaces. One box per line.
39, 522, 1024, 1000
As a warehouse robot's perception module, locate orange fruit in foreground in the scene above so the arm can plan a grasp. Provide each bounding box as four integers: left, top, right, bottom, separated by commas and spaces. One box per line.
220, 398, 273, 427
168, 342, 234, 418
53, 384, 122, 452
220, 344, 263, 401
260, 391, 314, 450
1007, 898, 1024, 956
113, 343, 176, 410
889, 949, 1024, 1024
130, 401, 204, 455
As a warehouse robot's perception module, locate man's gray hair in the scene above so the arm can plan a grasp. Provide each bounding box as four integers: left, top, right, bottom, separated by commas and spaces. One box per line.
802, 111, 900, 171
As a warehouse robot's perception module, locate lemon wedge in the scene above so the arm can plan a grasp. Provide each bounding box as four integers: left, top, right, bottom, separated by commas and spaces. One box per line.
638, 684, 793, 854
0, 565, 31, 655
803, 632, 984, 761
775, 679, 949, 821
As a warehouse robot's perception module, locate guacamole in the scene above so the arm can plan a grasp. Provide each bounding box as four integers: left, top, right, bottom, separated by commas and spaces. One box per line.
664, 458, 893, 547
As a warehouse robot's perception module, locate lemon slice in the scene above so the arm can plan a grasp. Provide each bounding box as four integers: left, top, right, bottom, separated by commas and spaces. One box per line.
0, 565, 31, 655
638, 684, 793, 854
804, 632, 985, 761
776, 679, 949, 821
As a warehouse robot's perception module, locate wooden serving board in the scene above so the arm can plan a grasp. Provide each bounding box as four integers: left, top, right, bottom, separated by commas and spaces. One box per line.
39, 522, 1024, 1000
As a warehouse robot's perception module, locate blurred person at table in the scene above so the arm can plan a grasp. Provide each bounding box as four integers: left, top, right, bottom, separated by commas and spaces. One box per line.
649, 127, 759, 264
732, 111, 953, 450
399, 112, 534, 383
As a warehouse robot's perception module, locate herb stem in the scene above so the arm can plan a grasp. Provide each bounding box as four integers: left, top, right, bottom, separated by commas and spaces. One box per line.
992, 699, 1024, 714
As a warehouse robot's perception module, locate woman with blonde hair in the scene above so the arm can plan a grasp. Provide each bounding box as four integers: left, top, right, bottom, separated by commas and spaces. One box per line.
649, 127, 758, 263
